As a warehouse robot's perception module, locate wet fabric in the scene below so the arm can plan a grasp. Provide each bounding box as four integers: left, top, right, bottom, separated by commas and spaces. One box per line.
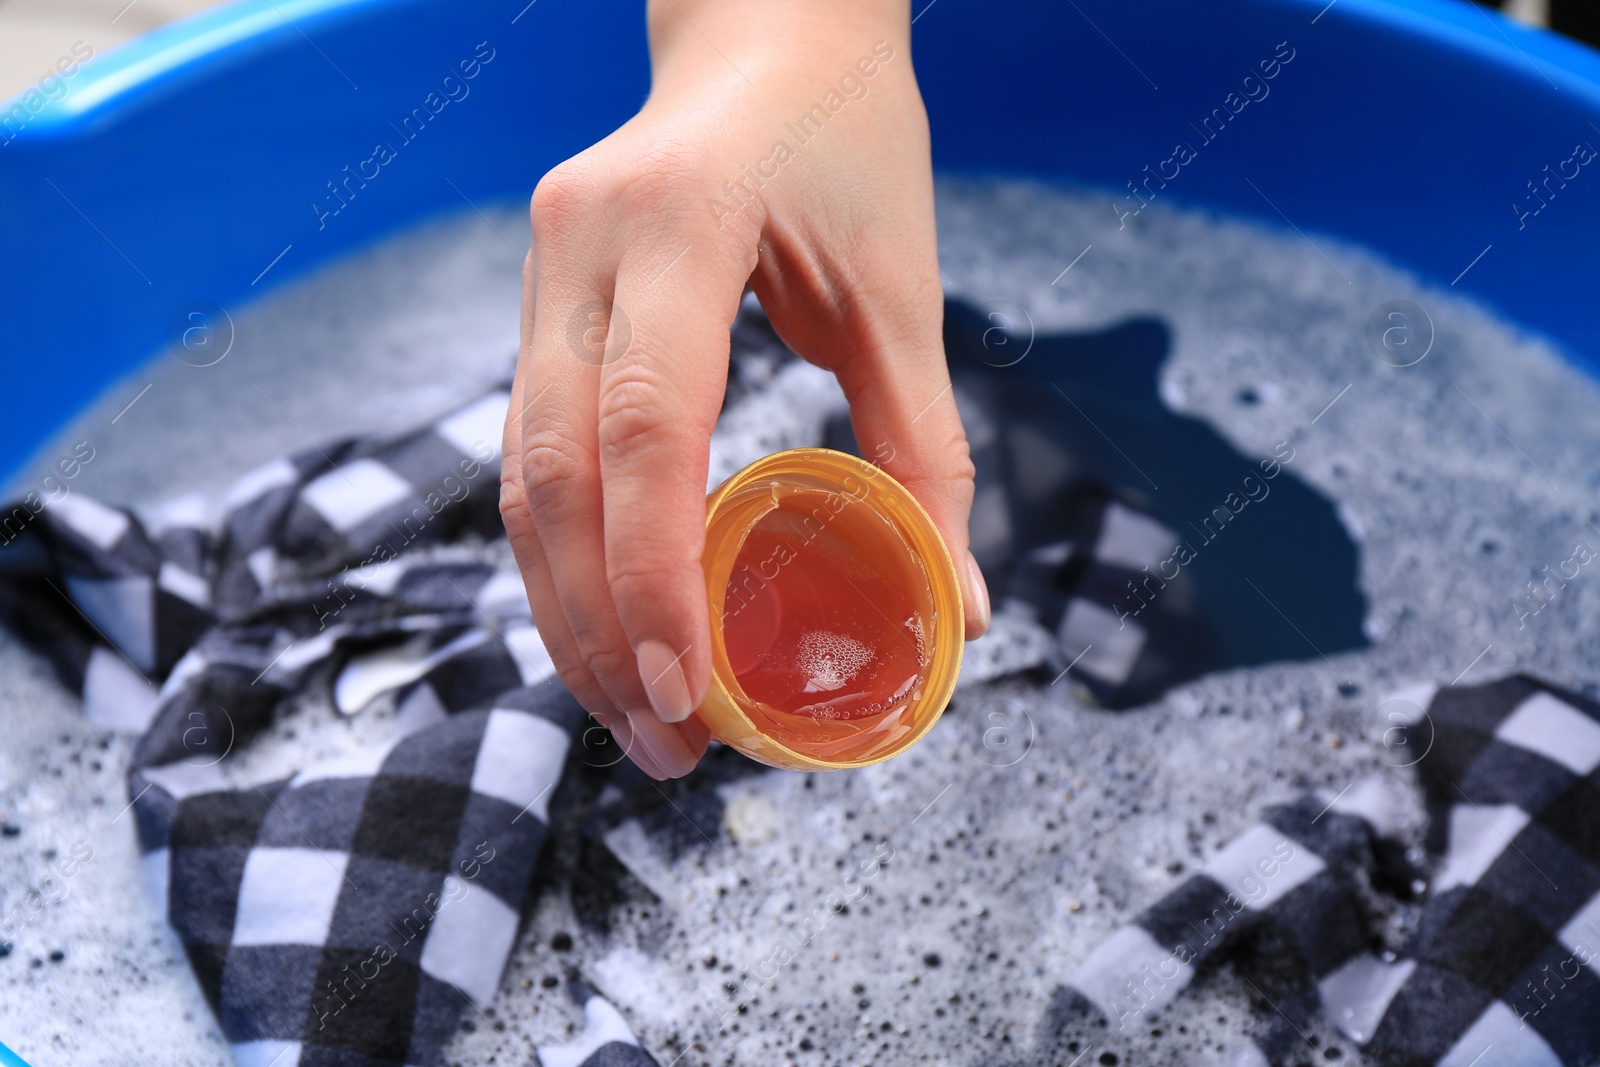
1, 304, 1595, 1065
0, 383, 653, 1067
1047, 676, 1600, 1067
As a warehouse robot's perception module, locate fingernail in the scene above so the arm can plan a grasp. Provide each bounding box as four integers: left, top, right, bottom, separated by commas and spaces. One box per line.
635, 639, 695, 723
964, 550, 992, 636
625, 707, 697, 779
607, 714, 665, 779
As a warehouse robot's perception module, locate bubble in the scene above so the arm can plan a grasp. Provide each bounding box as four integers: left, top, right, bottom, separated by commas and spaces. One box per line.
796, 630, 874, 693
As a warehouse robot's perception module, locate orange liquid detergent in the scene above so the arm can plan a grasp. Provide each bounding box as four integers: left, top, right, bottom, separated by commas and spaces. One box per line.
722, 495, 928, 723
699, 449, 964, 769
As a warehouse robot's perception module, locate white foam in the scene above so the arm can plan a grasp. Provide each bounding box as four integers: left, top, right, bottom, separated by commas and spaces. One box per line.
8, 179, 1600, 1066
796, 629, 875, 693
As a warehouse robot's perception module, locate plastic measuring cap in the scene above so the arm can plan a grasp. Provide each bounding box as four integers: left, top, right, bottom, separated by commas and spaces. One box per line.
696, 448, 964, 771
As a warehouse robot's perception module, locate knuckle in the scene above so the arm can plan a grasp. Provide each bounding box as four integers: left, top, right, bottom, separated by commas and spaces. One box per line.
606, 550, 698, 605
519, 430, 591, 519
596, 368, 684, 461
530, 621, 598, 695
499, 441, 534, 529
552, 659, 605, 712
616, 148, 703, 217
899, 426, 977, 497
939, 429, 978, 486
579, 640, 634, 691
530, 161, 596, 235
617, 168, 680, 218
497, 477, 530, 526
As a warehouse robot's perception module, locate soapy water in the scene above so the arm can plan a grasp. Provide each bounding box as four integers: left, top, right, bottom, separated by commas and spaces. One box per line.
7, 174, 1600, 1067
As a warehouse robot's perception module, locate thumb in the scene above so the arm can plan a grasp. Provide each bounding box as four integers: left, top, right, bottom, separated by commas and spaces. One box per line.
782, 293, 990, 640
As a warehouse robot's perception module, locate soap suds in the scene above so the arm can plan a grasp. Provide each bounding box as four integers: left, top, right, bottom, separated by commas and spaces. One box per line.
5, 177, 1600, 1066
798, 630, 876, 693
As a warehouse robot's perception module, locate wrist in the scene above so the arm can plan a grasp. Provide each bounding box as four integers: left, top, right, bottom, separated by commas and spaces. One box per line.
646, 0, 909, 90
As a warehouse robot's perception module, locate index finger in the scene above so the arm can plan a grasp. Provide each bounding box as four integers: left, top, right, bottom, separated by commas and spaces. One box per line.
596, 231, 752, 723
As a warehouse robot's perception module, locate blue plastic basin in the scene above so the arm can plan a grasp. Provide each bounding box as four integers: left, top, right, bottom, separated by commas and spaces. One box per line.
2, 0, 1597, 481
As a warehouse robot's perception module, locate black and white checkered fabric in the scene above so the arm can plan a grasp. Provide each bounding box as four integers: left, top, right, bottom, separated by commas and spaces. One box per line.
7, 302, 1593, 1067
0, 387, 659, 1067
1048, 675, 1600, 1066
996, 481, 1213, 709
136, 693, 580, 1067
825, 367, 1213, 709
0, 380, 512, 725
537, 983, 660, 1067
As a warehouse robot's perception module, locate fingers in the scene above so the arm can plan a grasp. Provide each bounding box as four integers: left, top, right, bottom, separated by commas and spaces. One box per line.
504, 208, 709, 778
842, 319, 991, 640
767, 262, 992, 640
505, 347, 710, 779
598, 238, 750, 723
505, 512, 711, 779
502, 357, 631, 746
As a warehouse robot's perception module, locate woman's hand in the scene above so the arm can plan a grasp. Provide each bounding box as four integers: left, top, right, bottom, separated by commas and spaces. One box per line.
499, 0, 990, 780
